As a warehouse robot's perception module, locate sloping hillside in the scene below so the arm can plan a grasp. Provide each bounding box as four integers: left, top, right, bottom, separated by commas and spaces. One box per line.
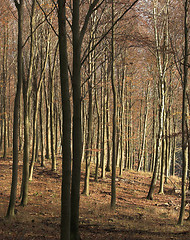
0, 154, 190, 240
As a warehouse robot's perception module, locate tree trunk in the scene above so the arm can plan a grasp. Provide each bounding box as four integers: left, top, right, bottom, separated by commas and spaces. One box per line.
20, 0, 36, 205
49, 50, 57, 171
83, 82, 93, 196
111, 0, 117, 209
147, 0, 168, 200
178, 0, 189, 225
3, 24, 8, 159
159, 138, 165, 194
119, 62, 126, 176
105, 81, 111, 172
39, 86, 45, 167
21, 74, 30, 206
71, 0, 103, 237
70, 1, 82, 239
137, 82, 149, 172
94, 80, 100, 182
29, 39, 49, 180
6, 0, 23, 218
44, 83, 51, 160
58, 1, 72, 239
170, 107, 176, 176
100, 68, 106, 179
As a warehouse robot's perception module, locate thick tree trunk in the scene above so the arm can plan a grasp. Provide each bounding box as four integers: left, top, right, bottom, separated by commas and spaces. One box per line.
58, 1, 72, 239
70, 1, 82, 239
6, 0, 23, 218
178, 0, 189, 225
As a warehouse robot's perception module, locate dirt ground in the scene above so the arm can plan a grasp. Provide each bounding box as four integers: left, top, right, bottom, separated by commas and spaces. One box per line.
0, 152, 190, 240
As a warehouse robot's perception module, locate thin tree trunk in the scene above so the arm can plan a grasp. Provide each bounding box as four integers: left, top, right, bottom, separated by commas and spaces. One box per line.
128, 80, 133, 170
119, 63, 126, 176
39, 86, 45, 167
20, 0, 36, 205
3, 24, 8, 159
100, 68, 106, 179
49, 47, 58, 171
171, 113, 176, 176
137, 82, 149, 172
94, 80, 100, 182
111, 0, 117, 209
29, 39, 49, 180
21, 71, 30, 205
105, 81, 111, 172
147, 0, 168, 200
44, 82, 51, 160
83, 82, 93, 196
159, 138, 165, 194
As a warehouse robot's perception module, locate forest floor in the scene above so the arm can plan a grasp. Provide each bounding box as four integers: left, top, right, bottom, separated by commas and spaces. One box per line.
0, 152, 190, 240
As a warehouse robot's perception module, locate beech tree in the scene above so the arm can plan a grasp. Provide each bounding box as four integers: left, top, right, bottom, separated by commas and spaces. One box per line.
110, 0, 117, 209
147, 0, 170, 200
6, 0, 23, 218
20, 0, 36, 206
4, 0, 190, 238
57, 0, 72, 239
178, 0, 189, 226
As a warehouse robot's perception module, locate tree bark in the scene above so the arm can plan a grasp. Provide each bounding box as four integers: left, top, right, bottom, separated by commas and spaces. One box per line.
137, 82, 149, 172
20, 0, 36, 206
83, 81, 93, 196
58, 1, 72, 239
29, 38, 49, 180
178, 0, 189, 225
6, 0, 23, 218
111, 0, 117, 209
70, 1, 82, 239
147, 0, 168, 200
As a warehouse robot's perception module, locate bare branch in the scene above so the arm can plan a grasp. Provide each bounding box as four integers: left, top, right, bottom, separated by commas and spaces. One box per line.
36, 0, 58, 37
13, 0, 19, 9
79, 0, 101, 44
23, 7, 57, 48
81, 0, 140, 65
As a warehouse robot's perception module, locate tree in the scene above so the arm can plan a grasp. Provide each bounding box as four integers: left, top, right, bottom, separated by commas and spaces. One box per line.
178, 0, 189, 226
20, 0, 36, 207
70, 1, 101, 238
147, 0, 169, 200
137, 81, 150, 172
57, 1, 72, 239
6, 0, 23, 218
29, 33, 50, 180
110, 0, 117, 209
